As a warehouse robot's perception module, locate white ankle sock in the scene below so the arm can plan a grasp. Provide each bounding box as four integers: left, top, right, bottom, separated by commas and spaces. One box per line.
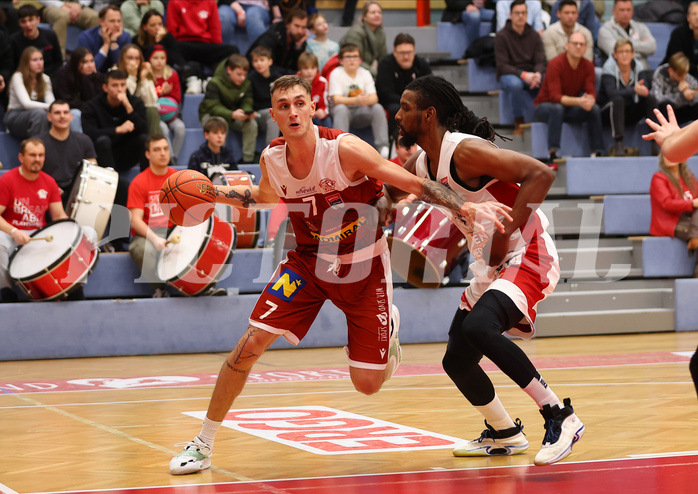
474, 394, 516, 431
523, 376, 563, 409
198, 417, 223, 449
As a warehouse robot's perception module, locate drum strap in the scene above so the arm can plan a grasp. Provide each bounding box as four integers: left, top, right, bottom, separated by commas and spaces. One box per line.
317, 235, 389, 277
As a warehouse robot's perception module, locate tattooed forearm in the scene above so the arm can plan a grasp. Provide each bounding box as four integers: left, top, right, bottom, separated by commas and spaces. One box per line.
216, 187, 257, 208
420, 180, 465, 212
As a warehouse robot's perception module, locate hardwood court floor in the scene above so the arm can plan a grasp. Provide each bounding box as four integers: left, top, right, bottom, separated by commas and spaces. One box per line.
1, 331, 697, 494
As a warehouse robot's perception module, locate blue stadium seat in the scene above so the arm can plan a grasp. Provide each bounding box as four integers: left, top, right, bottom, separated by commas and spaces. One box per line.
646, 22, 676, 70
0, 132, 22, 169
178, 128, 205, 165
181, 94, 204, 129
603, 195, 651, 235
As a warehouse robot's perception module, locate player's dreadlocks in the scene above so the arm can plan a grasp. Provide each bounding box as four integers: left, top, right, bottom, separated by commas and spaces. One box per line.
404, 75, 508, 143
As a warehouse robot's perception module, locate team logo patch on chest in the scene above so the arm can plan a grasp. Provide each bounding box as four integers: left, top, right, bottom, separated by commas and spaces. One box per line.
319, 178, 336, 193
325, 192, 343, 207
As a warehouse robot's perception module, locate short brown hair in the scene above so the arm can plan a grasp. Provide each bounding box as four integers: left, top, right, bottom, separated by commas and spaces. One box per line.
614, 39, 633, 52
270, 75, 311, 100
308, 12, 326, 31
204, 116, 229, 134
99, 4, 121, 19
297, 52, 318, 69
145, 134, 168, 151
669, 52, 690, 76
20, 138, 45, 154
393, 33, 415, 48
250, 46, 272, 60
339, 44, 361, 59
225, 53, 249, 72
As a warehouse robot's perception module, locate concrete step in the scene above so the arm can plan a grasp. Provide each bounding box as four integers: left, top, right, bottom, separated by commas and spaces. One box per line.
536, 308, 675, 337
557, 242, 641, 280
461, 93, 500, 125
539, 287, 674, 313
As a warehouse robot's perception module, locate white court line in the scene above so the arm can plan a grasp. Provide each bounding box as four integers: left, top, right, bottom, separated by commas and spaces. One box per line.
0, 381, 692, 411
0, 481, 21, 494
628, 451, 698, 459
25, 451, 698, 494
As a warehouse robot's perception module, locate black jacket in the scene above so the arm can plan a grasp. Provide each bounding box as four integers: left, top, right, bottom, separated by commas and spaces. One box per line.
188, 141, 238, 174
375, 54, 432, 108
246, 22, 307, 74
81, 92, 148, 143
663, 23, 698, 79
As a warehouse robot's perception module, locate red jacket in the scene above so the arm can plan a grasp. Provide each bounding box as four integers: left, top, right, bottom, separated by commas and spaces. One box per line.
649, 171, 697, 237
166, 0, 222, 45
310, 72, 329, 113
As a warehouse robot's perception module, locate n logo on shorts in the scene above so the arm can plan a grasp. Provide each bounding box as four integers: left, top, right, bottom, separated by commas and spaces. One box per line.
267, 268, 306, 302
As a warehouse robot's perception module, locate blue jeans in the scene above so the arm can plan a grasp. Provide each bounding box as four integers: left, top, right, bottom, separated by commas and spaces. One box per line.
461, 8, 494, 48
534, 102, 604, 154
219, 4, 270, 47
499, 74, 538, 119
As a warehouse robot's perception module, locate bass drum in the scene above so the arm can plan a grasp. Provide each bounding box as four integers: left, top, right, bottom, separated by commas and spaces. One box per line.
387, 202, 468, 289
8, 219, 99, 300
156, 215, 236, 296
66, 160, 118, 242
210, 170, 260, 248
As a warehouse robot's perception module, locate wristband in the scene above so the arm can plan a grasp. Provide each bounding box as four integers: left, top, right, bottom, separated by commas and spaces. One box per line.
9, 227, 17, 235
521, 71, 528, 79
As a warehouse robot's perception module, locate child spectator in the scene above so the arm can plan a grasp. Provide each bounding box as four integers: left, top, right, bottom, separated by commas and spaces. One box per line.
650, 52, 698, 127
188, 116, 238, 175
306, 12, 338, 73
297, 51, 330, 127
4, 46, 54, 139
199, 54, 258, 163
329, 43, 389, 158
248, 46, 283, 147
11, 5, 63, 76
148, 44, 186, 162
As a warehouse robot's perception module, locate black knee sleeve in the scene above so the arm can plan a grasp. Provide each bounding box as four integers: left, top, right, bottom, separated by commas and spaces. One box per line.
690, 347, 698, 398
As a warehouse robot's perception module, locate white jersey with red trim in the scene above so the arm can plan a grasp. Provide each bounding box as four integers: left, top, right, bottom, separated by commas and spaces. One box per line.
414, 131, 560, 338
263, 125, 384, 256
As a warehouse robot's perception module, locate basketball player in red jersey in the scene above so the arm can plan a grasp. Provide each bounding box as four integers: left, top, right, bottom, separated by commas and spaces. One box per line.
387, 75, 584, 466
169, 75, 513, 475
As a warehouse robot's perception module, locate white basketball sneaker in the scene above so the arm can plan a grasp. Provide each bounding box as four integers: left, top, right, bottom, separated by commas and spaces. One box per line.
534, 398, 585, 466
453, 418, 529, 457
169, 436, 212, 475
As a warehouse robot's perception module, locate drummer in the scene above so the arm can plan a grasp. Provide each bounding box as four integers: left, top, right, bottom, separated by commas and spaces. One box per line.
127, 134, 228, 298
0, 138, 97, 303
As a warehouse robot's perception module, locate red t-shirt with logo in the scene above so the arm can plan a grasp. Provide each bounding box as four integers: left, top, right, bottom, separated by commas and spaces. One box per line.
0, 168, 62, 231
127, 167, 177, 235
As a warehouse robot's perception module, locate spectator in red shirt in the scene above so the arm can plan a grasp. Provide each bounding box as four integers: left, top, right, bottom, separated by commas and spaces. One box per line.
0, 138, 90, 302
650, 151, 698, 258
126, 133, 177, 297
166, 0, 239, 79
533, 31, 604, 162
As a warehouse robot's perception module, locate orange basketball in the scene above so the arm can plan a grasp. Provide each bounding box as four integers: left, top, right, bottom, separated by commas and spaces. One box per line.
159, 170, 217, 226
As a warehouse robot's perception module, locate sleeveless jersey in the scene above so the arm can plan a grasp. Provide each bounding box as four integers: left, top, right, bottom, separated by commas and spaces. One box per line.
263, 126, 384, 256
414, 131, 559, 337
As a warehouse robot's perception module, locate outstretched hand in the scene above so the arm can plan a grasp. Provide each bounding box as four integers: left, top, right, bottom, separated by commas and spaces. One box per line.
461, 201, 513, 233
643, 106, 680, 146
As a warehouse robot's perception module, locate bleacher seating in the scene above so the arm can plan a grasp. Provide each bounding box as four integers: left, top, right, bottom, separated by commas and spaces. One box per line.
645, 22, 675, 70
0, 132, 21, 169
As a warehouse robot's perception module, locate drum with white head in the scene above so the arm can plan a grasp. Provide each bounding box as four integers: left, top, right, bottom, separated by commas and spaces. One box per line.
8, 219, 99, 300
157, 214, 236, 295
66, 160, 118, 241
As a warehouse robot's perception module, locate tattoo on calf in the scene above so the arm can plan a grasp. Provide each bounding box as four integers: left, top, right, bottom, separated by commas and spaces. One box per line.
217, 187, 257, 208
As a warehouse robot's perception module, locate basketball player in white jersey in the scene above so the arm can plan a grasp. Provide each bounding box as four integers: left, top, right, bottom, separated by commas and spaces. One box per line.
169, 75, 512, 475
386, 75, 585, 466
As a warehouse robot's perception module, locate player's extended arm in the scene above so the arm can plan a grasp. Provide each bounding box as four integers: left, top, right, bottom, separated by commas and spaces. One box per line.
339, 135, 512, 232
213, 152, 280, 210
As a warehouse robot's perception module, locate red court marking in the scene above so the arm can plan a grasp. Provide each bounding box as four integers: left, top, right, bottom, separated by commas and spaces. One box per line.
27, 455, 698, 494
0, 352, 690, 395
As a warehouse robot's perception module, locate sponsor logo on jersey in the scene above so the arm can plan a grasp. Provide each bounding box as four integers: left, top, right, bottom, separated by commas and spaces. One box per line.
37, 189, 48, 199
183, 406, 460, 454
295, 185, 316, 196
326, 192, 343, 207
319, 178, 336, 193
440, 177, 449, 187
310, 216, 365, 243
280, 185, 287, 196
266, 268, 306, 301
